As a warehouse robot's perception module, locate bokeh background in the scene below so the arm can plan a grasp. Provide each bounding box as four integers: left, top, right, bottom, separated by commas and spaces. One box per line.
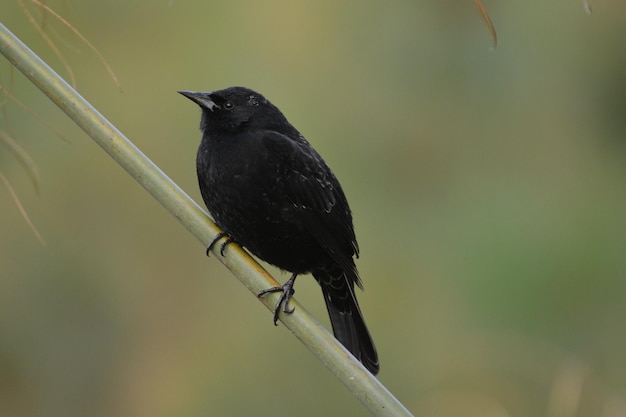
2, 1, 626, 416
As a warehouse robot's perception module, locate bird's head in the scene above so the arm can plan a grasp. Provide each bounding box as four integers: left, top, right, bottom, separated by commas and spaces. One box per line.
179, 86, 287, 134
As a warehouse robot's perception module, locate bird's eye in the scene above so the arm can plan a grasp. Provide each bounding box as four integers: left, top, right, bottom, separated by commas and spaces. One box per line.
223, 101, 234, 110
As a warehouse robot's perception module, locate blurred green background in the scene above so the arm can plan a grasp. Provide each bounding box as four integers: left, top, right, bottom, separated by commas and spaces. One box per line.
2, 1, 626, 416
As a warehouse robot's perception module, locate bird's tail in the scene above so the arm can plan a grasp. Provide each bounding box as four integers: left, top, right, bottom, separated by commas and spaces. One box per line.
313, 269, 379, 375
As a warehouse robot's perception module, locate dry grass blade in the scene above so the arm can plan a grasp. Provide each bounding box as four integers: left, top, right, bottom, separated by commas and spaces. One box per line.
0, 84, 69, 143
16, 0, 77, 87
0, 67, 11, 107
31, 0, 121, 90
582, 0, 592, 15
475, 0, 498, 48
0, 171, 46, 245
0, 129, 40, 194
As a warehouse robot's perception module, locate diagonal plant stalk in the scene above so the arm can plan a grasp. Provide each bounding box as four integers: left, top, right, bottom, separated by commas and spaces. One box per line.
0, 23, 414, 417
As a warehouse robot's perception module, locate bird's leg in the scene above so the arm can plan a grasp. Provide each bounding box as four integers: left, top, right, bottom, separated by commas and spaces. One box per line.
205, 232, 236, 256
257, 273, 298, 325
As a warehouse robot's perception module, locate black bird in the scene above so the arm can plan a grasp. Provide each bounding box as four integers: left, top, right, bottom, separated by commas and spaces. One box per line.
179, 87, 379, 375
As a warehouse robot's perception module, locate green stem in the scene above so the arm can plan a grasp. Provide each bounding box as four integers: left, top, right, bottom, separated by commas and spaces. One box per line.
0, 22, 413, 417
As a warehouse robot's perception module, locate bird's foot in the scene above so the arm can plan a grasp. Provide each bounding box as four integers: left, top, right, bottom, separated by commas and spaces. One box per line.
257, 273, 298, 325
205, 232, 236, 257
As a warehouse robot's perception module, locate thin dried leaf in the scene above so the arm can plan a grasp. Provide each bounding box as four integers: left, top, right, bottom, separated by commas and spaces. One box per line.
31, 0, 121, 89
16, 0, 77, 87
0, 84, 69, 143
0, 129, 40, 194
0, 171, 46, 245
475, 0, 498, 48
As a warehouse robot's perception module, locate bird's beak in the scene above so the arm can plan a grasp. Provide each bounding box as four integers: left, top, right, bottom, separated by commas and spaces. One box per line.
178, 90, 220, 111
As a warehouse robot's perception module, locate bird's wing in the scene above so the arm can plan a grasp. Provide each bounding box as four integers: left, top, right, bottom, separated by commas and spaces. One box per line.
261, 131, 361, 285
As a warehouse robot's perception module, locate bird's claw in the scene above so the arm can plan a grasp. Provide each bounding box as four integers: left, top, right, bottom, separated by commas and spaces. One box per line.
206, 232, 235, 256
257, 274, 297, 325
